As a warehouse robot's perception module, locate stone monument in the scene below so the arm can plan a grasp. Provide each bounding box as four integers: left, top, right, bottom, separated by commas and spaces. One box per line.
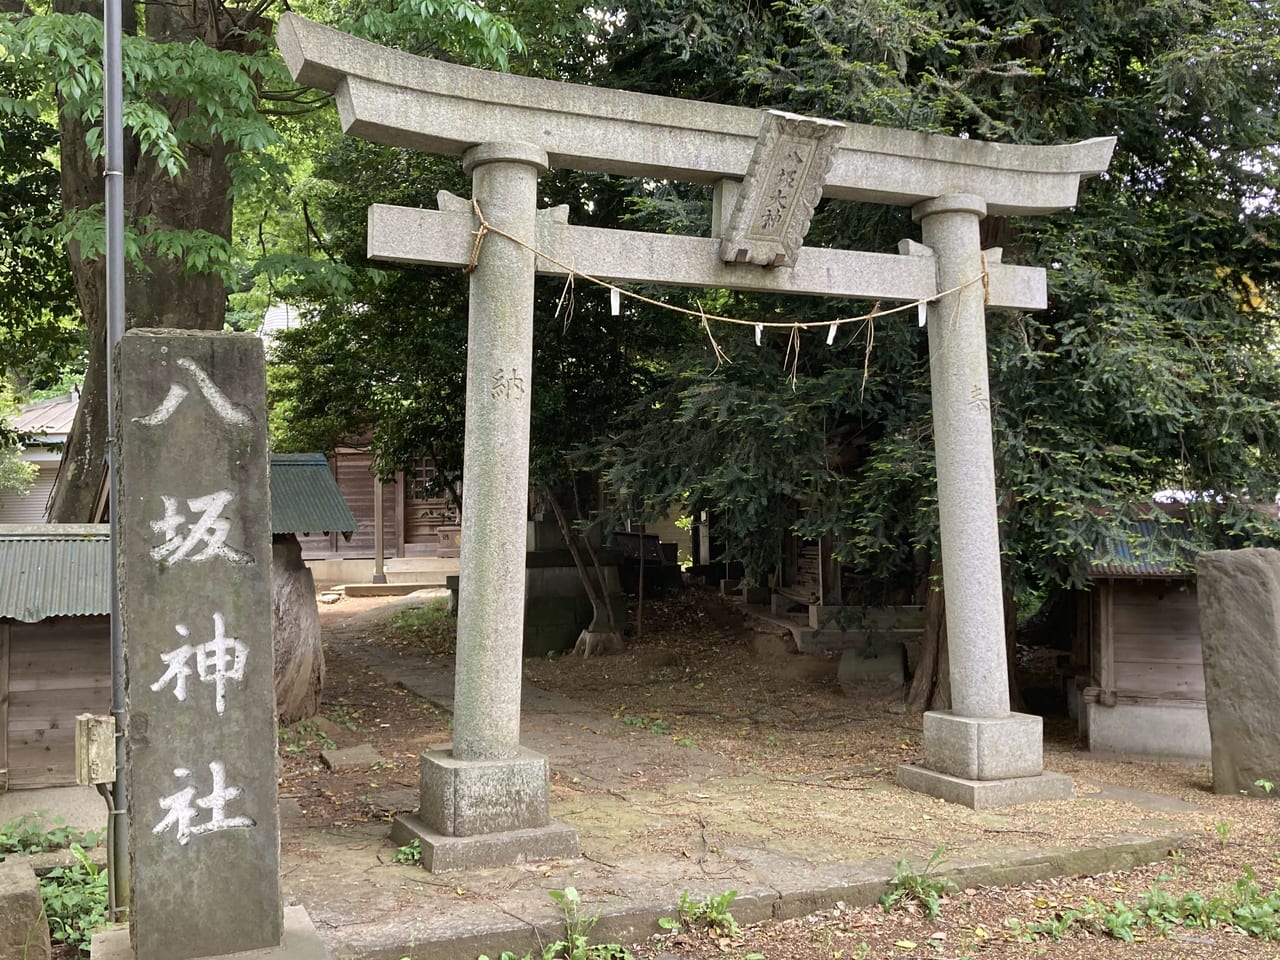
92, 331, 328, 959
278, 14, 1108, 844
1197, 548, 1280, 798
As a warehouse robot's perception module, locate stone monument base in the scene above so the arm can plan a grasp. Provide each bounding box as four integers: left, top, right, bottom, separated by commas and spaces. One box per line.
392, 744, 580, 871
90, 905, 330, 960
923, 710, 1043, 780
897, 764, 1074, 809
390, 813, 579, 872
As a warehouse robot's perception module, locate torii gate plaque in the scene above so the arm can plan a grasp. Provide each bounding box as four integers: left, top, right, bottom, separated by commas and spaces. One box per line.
279, 15, 1114, 868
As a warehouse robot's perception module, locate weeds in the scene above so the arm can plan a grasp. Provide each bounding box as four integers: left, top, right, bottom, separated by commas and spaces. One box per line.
620, 715, 669, 736
278, 719, 336, 756
393, 839, 422, 865
1010, 865, 1280, 944
0, 814, 102, 859
1215, 820, 1234, 845
478, 887, 633, 960
40, 843, 109, 956
659, 889, 741, 936
388, 600, 457, 654
879, 845, 956, 919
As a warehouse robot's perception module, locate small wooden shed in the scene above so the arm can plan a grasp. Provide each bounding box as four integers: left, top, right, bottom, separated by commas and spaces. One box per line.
1072, 518, 1208, 759
0, 525, 111, 790
0, 454, 356, 790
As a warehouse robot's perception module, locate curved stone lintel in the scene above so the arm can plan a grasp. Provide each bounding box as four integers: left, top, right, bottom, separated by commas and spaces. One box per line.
278, 14, 1115, 217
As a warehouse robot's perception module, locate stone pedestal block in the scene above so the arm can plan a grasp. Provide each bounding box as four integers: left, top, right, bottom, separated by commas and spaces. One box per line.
1197, 548, 1280, 797
0, 857, 50, 960
389, 816, 579, 873
418, 746, 551, 836
896, 765, 1074, 810
90, 906, 330, 960
392, 745, 580, 872
922, 711, 1043, 781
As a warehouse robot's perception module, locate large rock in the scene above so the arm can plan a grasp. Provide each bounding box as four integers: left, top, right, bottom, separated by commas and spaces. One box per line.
0, 857, 50, 960
1197, 548, 1280, 797
273, 534, 325, 725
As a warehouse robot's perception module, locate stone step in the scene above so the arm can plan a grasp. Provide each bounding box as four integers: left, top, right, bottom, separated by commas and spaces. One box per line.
383, 556, 458, 585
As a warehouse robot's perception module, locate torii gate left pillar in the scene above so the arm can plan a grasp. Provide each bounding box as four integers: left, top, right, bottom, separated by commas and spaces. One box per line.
389, 142, 580, 871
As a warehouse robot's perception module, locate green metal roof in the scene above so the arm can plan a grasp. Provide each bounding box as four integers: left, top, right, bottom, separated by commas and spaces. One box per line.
0, 454, 356, 621
1089, 518, 1196, 578
0, 524, 111, 621
269, 453, 357, 537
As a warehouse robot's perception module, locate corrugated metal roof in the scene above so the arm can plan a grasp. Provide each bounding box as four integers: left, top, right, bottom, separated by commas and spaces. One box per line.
0, 524, 110, 621
0, 454, 355, 620
1089, 518, 1196, 578
12, 393, 78, 438
269, 453, 357, 537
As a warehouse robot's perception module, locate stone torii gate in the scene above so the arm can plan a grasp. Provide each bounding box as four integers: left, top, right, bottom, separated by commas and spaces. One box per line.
279, 14, 1114, 870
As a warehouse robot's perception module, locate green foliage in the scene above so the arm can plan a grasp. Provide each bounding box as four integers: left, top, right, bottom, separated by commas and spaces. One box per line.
477, 886, 634, 960
0, 814, 103, 859
620, 715, 669, 736
1010, 866, 1280, 944
0, 66, 81, 388
662, 889, 741, 936
592, 0, 1280, 603
393, 839, 422, 865
0, 379, 35, 495
278, 718, 336, 755
40, 843, 109, 956
879, 845, 956, 919
387, 600, 457, 655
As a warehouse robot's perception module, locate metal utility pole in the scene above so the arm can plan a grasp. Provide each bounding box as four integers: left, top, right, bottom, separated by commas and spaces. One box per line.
103, 0, 130, 919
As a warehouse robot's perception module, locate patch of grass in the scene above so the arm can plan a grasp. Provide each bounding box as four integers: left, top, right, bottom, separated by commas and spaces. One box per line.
620, 714, 669, 736
327, 705, 362, 730
388, 600, 457, 655
879, 845, 956, 919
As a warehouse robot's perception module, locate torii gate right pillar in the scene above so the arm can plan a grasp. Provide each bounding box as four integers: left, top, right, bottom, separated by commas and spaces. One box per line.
897, 194, 1073, 808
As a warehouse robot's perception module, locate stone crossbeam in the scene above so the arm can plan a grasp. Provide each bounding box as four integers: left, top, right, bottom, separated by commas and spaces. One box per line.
278, 14, 1115, 217
366, 204, 1047, 311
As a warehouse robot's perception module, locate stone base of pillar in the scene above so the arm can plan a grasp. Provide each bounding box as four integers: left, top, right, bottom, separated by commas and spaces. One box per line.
922, 710, 1044, 780
390, 813, 579, 872
91, 906, 331, 959
896, 764, 1074, 810
390, 745, 580, 871
898, 710, 1074, 809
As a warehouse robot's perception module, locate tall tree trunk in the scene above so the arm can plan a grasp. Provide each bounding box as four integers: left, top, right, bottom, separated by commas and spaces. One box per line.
49, 0, 238, 521
542, 484, 624, 657
272, 535, 324, 724
905, 559, 950, 712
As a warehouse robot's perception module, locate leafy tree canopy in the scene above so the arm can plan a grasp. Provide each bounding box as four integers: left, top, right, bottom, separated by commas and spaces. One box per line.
592, 0, 1280, 597
0, 67, 82, 391
0, 378, 35, 495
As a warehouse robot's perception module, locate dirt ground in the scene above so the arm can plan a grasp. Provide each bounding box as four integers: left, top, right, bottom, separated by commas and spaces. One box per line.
289, 587, 1280, 960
